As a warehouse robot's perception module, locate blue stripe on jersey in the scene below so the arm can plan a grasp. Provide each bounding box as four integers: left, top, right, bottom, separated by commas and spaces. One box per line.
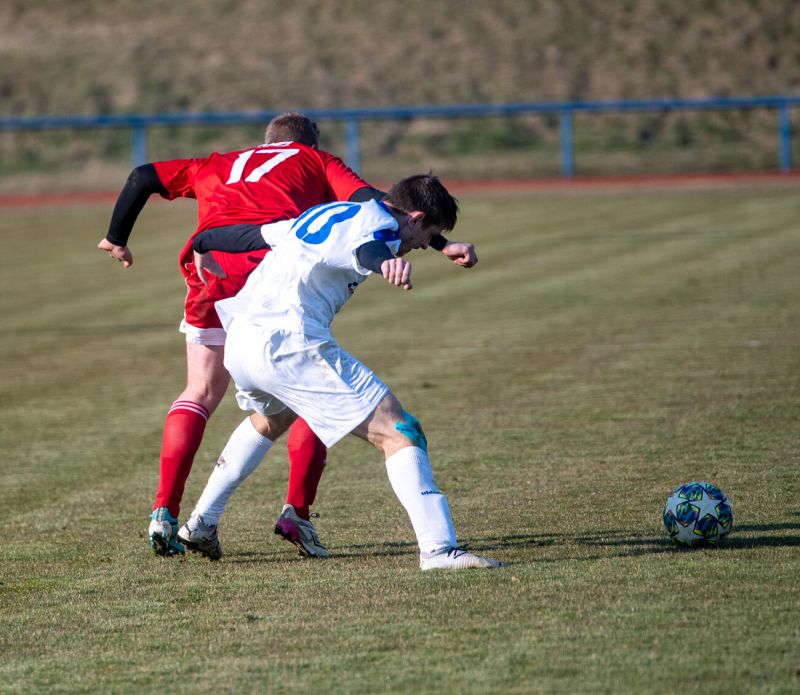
293, 202, 360, 245
292, 202, 330, 229
373, 228, 400, 242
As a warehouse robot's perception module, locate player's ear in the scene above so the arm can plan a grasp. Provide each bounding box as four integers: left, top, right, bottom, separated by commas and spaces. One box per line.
408, 211, 426, 226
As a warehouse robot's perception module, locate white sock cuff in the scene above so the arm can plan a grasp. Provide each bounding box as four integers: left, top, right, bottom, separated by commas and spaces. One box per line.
243, 416, 273, 446
385, 445, 431, 471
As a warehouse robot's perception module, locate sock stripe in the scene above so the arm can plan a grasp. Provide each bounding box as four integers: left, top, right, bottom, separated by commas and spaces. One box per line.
168, 400, 210, 421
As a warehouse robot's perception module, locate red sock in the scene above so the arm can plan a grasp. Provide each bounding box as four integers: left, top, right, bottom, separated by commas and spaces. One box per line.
286, 418, 327, 520
153, 400, 209, 518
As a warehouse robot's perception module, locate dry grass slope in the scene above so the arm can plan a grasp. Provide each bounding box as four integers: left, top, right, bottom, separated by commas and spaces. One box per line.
2, 1, 800, 190
2, 0, 799, 116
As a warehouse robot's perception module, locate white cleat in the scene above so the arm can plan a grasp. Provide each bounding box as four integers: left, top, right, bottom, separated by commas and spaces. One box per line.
177, 514, 222, 561
274, 504, 329, 558
419, 546, 503, 571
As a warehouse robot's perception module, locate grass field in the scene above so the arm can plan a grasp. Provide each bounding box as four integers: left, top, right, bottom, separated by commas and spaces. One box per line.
2, 184, 799, 693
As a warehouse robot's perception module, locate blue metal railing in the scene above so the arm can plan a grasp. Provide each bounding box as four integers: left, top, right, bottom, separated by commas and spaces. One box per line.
0, 96, 797, 176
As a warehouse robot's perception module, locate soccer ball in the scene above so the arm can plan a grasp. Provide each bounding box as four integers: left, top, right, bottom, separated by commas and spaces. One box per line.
662, 481, 733, 546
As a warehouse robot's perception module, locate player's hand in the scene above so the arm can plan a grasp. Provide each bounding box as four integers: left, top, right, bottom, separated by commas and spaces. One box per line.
441, 241, 477, 268
194, 250, 226, 285
98, 238, 133, 268
381, 258, 413, 290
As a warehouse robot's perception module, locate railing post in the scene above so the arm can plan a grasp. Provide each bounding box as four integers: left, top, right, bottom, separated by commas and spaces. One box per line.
344, 117, 361, 173
559, 110, 575, 177
132, 123, 148, 167
779, 103, 792, 172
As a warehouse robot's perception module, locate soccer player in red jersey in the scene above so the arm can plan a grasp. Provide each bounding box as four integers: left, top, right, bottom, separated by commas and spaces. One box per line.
99, 113, 478, 558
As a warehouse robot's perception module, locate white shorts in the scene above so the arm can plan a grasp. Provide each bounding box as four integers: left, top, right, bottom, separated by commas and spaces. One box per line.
223, 320, 389, 447
179, 319, 227, 346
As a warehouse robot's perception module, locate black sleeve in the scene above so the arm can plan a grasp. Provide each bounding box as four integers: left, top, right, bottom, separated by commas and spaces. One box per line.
355, 239, 396, 273
105, 164, 169, 246
191, 224, 268, 254
348, 186, 386, 202
429, 235, 447, 251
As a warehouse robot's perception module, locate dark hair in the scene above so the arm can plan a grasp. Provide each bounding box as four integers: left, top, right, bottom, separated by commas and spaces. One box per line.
383, 174, 459, 231
265, 113, 320, 147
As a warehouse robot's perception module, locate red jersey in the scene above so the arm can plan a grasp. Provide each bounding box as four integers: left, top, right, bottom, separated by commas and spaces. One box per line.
152, 141, 369, 330
153, 141, 369, 268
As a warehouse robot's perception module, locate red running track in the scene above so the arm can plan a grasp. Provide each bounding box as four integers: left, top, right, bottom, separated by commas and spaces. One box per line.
1, 172, 799, 208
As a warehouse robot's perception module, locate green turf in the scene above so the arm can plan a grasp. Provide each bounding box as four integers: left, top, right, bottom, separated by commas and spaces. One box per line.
1, 186, 799, 693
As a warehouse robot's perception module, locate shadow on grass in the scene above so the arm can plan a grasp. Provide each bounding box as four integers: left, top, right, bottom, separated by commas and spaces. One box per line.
221, 521, 800, 565
456, 521, 800, 563
500, 522, 800, 562
223, 539, 420, 564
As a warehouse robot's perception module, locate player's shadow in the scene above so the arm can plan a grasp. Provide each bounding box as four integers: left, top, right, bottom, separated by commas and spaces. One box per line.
222, 520, 800, 564
225, 539, 421, 564
226, 535, 544, 564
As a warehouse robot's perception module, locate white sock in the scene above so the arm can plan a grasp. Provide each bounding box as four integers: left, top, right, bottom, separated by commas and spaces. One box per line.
192, 417, 273, 525
384, 446, 457, 554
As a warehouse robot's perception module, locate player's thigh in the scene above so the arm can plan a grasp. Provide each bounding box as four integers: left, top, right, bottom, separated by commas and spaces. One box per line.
185, 342, 230, 394
245, 330, 389, 449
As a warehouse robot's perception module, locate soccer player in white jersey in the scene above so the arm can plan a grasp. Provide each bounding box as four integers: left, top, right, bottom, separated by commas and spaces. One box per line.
177, 174, 501, 570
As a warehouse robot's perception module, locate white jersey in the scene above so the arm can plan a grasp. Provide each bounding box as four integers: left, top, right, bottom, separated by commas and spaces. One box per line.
215, 199, 401, 338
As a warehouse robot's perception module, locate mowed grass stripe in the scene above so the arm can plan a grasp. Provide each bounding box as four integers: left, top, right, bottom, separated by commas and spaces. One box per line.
1, 186, 799, 693
372, 191, 796, 361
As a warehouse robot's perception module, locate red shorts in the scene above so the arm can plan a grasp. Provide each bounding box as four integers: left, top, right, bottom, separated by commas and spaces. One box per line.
180, 248, 269, 340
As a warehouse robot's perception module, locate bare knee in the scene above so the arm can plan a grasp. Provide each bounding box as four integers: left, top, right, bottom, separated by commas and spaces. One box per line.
355, 393, 427, 458
249, 410, 297, 441
393, 410, 427, 451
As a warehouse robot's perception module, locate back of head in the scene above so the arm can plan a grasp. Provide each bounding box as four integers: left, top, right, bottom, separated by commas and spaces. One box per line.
265, 113, 320, 147
384, 174, 459, 231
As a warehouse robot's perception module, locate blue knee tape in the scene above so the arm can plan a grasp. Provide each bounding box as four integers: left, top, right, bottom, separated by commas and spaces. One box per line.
395, 411, 427, 451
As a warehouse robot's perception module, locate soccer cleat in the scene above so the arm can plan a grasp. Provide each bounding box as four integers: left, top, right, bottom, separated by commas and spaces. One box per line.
177, 514, 222, 561
148, 506, 185, 557
419, 546, 503, 571
274, 504, 329, 558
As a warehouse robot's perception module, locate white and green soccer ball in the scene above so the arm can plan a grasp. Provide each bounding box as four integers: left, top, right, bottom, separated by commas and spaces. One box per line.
663, 481, 733, 546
